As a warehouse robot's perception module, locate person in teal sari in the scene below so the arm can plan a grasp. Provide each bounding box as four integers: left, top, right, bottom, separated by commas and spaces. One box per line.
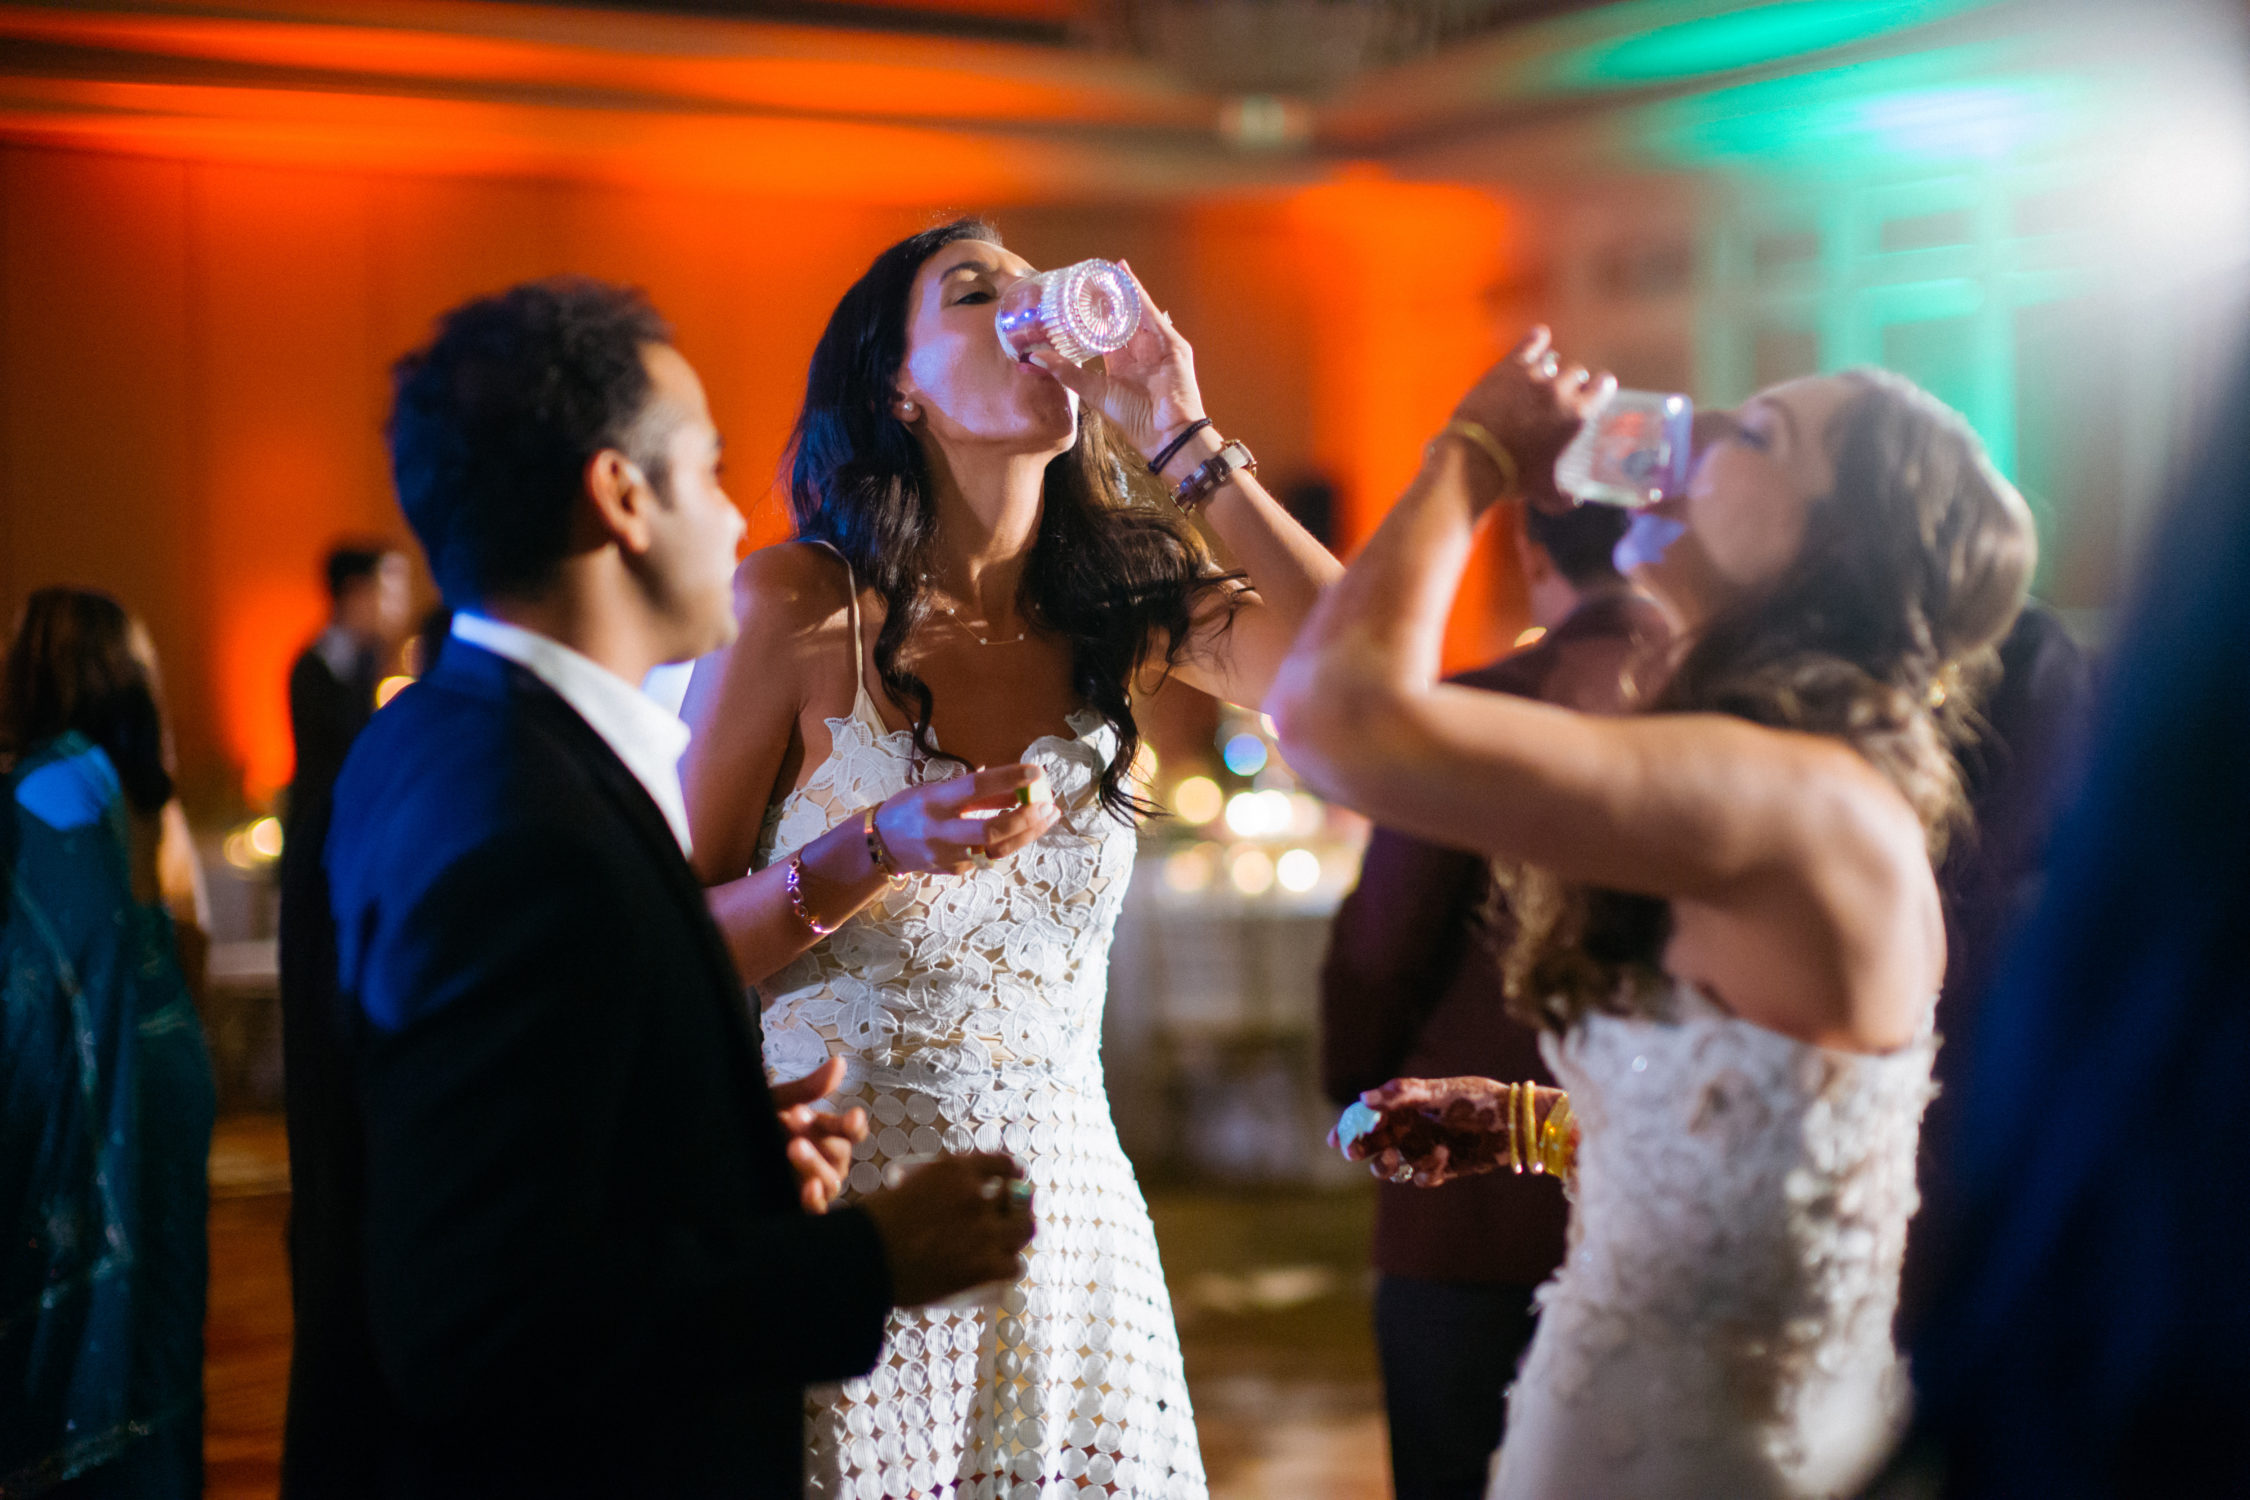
2, 588, 216, 1498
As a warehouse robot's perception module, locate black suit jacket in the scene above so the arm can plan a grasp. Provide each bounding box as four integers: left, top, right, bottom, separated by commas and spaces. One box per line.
279, 640, 890, 1499
286, 636, 378, 831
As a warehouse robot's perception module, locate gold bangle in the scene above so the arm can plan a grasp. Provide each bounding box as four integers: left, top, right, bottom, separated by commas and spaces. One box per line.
1519, 1081, 1538, 1176
1440, 419, 1520, 498
862, 805, 903, 885
785, 854, 836, 937
1539, 1093, 1576, 1183
1505, 1083, 1523, 1174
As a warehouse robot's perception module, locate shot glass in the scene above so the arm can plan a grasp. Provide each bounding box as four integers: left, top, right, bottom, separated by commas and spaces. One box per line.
1554, 388, 1695, 508
995, 258, 1141, 366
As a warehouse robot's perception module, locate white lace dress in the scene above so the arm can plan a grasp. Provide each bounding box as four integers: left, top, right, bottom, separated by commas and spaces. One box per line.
752, 579, 1205, 1500
1491, 985, 1935, 1500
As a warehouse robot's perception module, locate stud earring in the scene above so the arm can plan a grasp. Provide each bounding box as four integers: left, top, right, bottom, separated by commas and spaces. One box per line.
900, 401, 918, 420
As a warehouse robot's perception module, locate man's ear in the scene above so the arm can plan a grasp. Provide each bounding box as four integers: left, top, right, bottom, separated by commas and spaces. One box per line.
583, 448, 657, 557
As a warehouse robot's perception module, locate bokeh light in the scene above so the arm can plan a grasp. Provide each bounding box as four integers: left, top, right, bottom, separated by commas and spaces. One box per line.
1224, 789, 1295, 839
1164, 843, 1217, 893
222, 815, 285, 871
1174, 775, 1223, 825
1228, 846, 1275, 896
1222, 733, 1269, 777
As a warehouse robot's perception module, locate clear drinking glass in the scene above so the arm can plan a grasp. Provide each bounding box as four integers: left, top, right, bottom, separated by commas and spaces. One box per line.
994, 258, 1142, 366
1554, 388, 1695, 508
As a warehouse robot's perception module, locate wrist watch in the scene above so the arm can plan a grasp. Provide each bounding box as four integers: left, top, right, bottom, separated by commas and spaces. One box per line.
1172, 439, 1256, 514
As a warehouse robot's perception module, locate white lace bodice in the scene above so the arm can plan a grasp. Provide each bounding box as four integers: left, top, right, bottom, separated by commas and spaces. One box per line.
1492, 986, 1935, 1500
748, 549, 1204, 1500
754, 704, 1134, 1129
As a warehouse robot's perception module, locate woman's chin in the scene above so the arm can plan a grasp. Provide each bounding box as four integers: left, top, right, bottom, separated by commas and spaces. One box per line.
1018, 401, 1079, 456
1631, 558, 1706, 632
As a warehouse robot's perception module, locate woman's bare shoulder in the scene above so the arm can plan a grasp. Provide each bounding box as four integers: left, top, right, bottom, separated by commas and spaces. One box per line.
732, 539, 855, 627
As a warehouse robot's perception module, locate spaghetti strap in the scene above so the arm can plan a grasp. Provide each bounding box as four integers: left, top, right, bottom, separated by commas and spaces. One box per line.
803, 539, 886, 735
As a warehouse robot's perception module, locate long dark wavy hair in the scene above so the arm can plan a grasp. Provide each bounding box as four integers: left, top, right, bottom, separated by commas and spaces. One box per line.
1497, 368, 2039, 1031
0, 587, 176, 814
788, 218, 1242, 820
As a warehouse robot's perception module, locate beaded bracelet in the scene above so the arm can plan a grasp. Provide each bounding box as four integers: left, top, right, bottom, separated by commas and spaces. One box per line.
785, 854, 835, 937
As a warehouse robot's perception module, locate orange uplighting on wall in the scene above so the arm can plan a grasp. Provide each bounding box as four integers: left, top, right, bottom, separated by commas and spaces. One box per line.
0, 2, 1537, 802
1272, 167, 1534, 669
216, 580, 327, 802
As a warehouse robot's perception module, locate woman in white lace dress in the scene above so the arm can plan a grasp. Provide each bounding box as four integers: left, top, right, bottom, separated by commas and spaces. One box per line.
680, 220, 1339, 1500
1273, 329, 2037, 1498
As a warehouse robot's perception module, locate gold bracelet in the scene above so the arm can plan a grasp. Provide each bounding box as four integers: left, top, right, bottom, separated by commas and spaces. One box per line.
1504, 1082, 1523, 1173
1538, 1092, 1576, 1183
785, 854, 836, 937
1521, 1082, 1541, 1176
1440, 419, 1520, 498
862, 805, 903, 886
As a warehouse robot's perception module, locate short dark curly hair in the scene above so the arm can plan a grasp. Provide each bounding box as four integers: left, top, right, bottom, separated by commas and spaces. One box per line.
387, 277, 674, 606
1525, 501, 1630, 587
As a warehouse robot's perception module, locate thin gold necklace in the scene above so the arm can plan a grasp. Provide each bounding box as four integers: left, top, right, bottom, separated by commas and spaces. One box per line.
922, 581, 1028, 646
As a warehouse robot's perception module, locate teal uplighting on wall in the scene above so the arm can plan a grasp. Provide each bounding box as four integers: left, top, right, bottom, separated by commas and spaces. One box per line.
1543, 1, 2247, 607
1636, 46, 2085, 173
1555, 0, 1996, 88
1622, 32, 2124, 586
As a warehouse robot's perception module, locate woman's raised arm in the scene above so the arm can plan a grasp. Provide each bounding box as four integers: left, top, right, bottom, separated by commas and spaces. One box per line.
1266, 332, 1918, 915
1029, 264, 1342, 709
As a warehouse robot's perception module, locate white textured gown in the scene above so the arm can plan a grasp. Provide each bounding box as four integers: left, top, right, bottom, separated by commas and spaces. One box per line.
1491, 985, 1935, 1500
753, 570, 1205, 1500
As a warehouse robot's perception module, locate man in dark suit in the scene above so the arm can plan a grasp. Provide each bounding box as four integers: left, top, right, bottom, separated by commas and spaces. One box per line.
286, 542, 409, 833
279, 277, 1033, 1499
1321, 500, 1668, 1500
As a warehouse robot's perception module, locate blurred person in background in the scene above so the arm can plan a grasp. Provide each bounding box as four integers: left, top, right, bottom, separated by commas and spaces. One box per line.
1, 587, 217, 1499
286, 542, 410, 832
1320, 499, 1666, 1500
1897, 597, 2093, 1335
1886, 353, 2250, 1498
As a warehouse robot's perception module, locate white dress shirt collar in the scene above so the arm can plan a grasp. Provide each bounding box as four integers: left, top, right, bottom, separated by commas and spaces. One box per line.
448, 613, 695, 857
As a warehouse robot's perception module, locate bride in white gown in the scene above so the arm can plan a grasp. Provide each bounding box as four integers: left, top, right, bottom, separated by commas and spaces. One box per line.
681, 220, 1339, 1499
1274, 330, 2036, 1498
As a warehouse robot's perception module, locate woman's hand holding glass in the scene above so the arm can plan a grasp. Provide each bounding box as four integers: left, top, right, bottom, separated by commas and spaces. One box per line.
1449, 326, 1616, 516
872, 763, 1058, 877
1024, 261, 1208, 471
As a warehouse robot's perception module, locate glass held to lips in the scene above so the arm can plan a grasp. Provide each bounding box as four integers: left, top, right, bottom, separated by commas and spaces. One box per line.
1555, 387, 1695, 508
995, 259, 1141, 366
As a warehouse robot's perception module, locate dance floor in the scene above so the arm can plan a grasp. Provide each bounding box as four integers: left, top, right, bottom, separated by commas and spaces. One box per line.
203, 1115, 1391, 1499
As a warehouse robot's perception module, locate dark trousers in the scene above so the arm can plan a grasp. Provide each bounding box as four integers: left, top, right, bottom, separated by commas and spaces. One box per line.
1375, 1275, 1541, 1500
